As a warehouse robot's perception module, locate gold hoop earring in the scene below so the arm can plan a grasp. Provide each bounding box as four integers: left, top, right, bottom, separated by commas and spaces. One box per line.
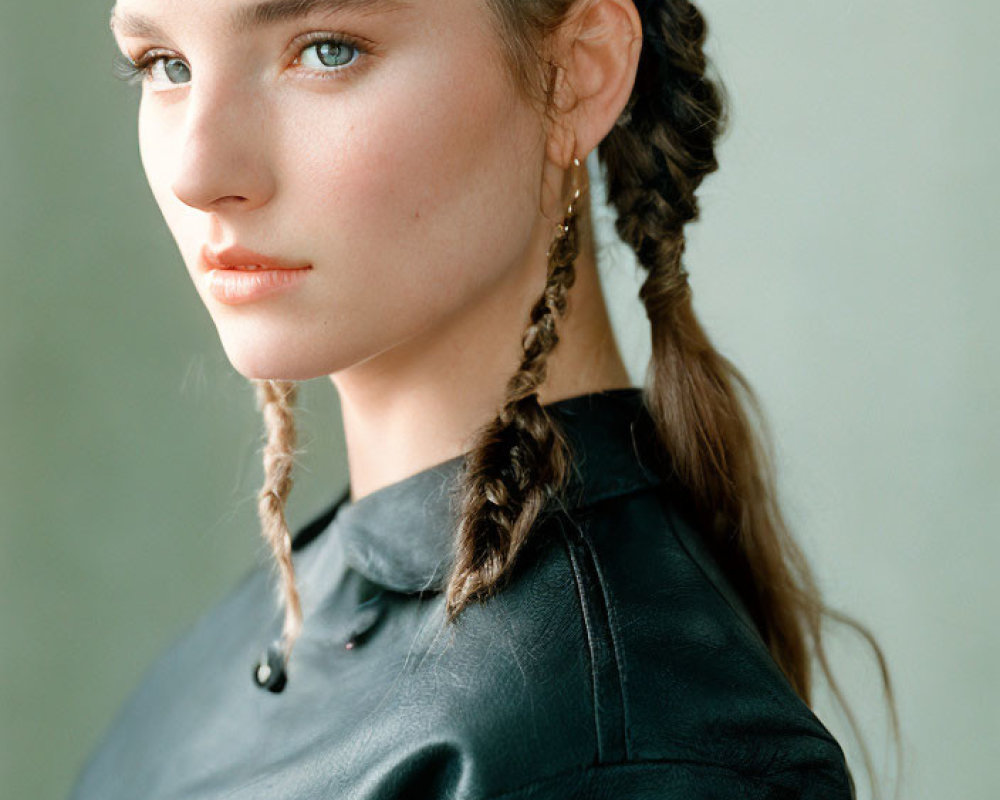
546, 156, 589, 258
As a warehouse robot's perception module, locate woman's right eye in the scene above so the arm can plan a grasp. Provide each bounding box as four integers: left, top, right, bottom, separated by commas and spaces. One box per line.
145, 56, 192, 86
112, 52, 191, 88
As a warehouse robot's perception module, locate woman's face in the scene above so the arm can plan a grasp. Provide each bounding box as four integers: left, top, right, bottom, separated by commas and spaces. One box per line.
110, 0, 551, 380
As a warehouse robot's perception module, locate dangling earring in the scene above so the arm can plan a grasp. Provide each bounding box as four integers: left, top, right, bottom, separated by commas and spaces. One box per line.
546, 156, 588, 259
541, 156, 588, 317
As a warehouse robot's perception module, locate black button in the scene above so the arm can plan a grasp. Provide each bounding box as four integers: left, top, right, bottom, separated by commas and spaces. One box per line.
253, 642, 288, 693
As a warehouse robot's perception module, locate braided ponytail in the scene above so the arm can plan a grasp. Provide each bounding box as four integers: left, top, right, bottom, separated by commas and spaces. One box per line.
603, 0, 899, 794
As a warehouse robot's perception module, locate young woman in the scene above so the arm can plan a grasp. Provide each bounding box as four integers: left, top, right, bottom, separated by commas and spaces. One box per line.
71, 0, 898, 797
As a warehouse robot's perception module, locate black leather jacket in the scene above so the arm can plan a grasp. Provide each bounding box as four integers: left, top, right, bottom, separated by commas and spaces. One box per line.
68, 388, 854, 799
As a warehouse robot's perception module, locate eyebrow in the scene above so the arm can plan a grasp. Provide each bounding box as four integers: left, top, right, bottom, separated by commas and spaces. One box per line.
109, 0, 410, 37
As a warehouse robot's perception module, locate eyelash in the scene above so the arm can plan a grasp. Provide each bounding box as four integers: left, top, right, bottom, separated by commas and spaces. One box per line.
111, 32, 369, 87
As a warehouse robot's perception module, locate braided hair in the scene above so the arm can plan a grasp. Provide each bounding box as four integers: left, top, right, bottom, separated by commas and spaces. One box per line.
444, 161, 584, 619
252, 379, 302, 676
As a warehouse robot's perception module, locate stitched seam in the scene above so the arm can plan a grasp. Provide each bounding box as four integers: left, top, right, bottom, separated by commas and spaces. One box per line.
557, 526, 604, 763
578, 532, 631, 761
477, 755, 843, 800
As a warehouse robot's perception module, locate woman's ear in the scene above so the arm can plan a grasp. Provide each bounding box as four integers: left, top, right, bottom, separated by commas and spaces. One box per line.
546, 0, 643, 166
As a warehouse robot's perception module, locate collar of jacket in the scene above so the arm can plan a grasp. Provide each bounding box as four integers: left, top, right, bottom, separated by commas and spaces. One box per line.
293, 387, 668, 595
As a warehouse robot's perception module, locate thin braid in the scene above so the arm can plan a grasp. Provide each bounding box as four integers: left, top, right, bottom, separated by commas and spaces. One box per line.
444, 169, 581, 622
253, 378, 303, 659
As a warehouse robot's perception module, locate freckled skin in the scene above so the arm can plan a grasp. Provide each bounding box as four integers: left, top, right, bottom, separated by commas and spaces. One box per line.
113, 0, 633, 497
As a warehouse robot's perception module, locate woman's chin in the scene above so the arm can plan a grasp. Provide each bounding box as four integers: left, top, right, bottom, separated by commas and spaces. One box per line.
219, 336, 336, 383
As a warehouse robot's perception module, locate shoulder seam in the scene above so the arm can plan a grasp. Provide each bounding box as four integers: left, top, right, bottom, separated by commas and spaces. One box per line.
556, 518, 628, 765
557, 524, 601, 760
577, 531, 632, 761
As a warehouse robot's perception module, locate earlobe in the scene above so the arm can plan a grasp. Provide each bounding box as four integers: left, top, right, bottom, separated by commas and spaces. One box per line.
560, 0, 642, 158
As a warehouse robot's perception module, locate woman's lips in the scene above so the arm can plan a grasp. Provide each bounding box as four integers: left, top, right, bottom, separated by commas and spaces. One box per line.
203, 268, 312, 305
199, 243, 312, 305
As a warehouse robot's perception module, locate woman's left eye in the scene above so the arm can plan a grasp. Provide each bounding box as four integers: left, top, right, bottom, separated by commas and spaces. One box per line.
296, 37, 363, 74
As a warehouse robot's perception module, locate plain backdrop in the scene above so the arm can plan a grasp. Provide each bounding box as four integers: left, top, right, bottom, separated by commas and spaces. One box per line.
1, 1, 997, 798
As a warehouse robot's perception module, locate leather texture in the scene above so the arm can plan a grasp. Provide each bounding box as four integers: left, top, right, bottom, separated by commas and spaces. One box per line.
67, 388, 855, 799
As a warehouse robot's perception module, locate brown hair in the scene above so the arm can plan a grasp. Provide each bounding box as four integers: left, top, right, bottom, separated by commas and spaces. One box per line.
251, 0, 900, 795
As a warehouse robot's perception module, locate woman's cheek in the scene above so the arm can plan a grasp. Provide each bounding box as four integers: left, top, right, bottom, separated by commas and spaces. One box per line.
283, 76, 513, 309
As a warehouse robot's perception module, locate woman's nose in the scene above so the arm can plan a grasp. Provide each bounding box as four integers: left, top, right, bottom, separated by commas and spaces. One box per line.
168, 86, 276, 213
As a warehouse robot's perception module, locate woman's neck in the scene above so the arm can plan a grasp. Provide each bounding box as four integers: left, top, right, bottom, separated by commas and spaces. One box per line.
330, 189, 633, 502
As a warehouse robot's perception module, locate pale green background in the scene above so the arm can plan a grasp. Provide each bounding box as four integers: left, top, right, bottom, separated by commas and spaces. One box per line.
2, 1, 997, 798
